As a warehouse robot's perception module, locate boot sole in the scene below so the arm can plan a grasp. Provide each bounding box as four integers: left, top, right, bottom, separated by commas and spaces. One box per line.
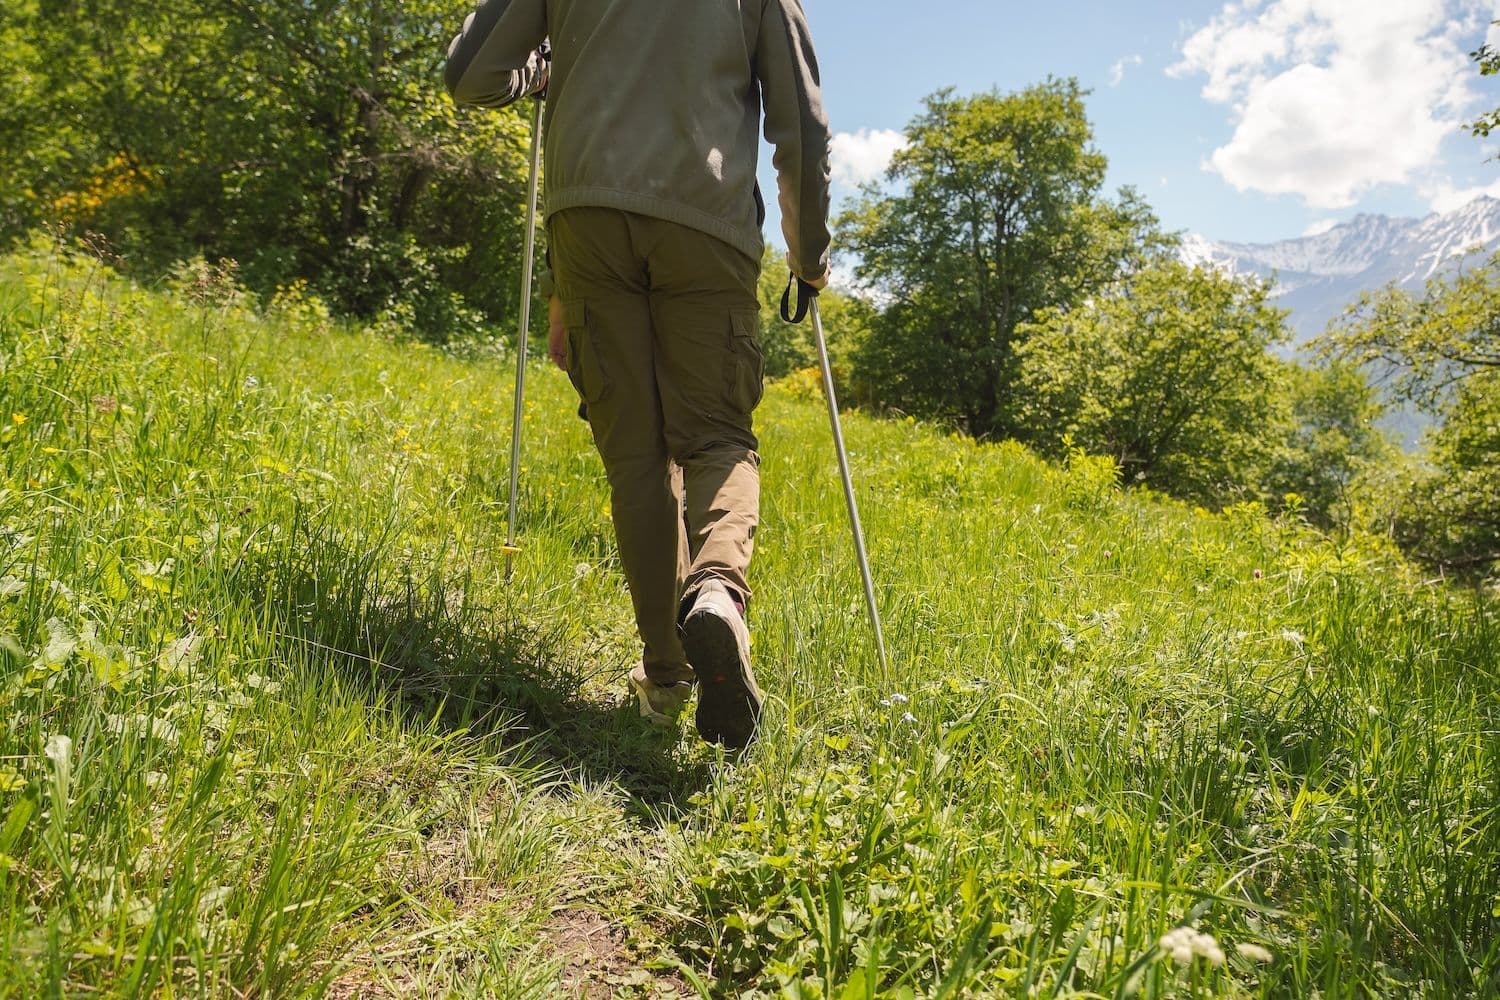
682, 609, 762, 750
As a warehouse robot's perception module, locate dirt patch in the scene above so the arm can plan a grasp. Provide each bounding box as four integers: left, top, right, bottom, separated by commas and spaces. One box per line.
548, 906, 693, 998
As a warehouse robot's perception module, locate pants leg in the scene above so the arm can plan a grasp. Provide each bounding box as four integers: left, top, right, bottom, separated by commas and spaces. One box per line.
634, 218, 764, 610
550, 207, 764, 684
549, 209, 692, 684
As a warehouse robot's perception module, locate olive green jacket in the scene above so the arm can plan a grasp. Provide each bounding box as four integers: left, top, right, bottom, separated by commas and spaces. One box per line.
445, 0, 832, 281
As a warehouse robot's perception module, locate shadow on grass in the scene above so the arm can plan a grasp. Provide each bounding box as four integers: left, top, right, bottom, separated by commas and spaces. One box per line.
243, 531, 714, 827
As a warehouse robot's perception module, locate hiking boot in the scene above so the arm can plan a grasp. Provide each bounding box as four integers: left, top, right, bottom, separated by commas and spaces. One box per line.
628, 662, 693, 727
681, 580, 762, 750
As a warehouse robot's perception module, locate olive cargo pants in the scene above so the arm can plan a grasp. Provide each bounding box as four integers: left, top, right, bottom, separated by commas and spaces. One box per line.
549, 207, 763, 686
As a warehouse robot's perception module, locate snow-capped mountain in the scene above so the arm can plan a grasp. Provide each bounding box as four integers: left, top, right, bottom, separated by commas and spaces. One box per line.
1182, 196, 1500, 344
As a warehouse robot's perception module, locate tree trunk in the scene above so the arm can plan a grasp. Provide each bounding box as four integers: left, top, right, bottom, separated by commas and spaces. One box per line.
339, 0, 385, 240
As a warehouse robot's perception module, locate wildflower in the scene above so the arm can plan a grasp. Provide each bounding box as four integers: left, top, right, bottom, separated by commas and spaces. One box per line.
901, 712, 917, 725
44, 734, 72, 779
1102, 549, 1112, 559
573, 562, 591, 579
10, 413, 25, 426
1159, 926, 1225, 967
1235, 942, 1273, 964
889, 692, 909, 705
243, 375, 259, 390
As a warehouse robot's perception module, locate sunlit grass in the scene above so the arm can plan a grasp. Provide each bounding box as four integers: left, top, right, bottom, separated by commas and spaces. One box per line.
0, 246, 1495, 997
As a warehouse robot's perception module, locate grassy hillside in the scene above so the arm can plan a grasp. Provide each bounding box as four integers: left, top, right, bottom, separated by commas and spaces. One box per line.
0, 246, 1496, 998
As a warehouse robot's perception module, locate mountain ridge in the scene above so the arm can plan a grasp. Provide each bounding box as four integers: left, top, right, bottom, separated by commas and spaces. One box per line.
1182, 196, 1500, 343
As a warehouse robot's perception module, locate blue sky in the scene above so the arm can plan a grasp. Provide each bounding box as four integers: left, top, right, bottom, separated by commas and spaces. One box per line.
761, 0, 1500, 248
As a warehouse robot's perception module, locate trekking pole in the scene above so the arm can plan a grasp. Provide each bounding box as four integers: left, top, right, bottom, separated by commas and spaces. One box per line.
782, 277, 890, 678
503, 95, 544, 579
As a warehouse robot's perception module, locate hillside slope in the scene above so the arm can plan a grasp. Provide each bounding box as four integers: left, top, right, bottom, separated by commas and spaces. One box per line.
0, 249, 1496, 998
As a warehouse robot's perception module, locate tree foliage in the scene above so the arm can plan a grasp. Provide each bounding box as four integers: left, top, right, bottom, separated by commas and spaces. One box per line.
1265, 362, 1393, 530
1468, 28, 1500, 140
1326, 251, 1500, 573
1014, 259, 1291, 503
0, 0, 537, 338
836, 81, 1165, 438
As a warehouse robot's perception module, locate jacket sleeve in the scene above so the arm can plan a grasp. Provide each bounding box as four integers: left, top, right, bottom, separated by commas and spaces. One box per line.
445, 0, 548, 108
756, 0, 832, 282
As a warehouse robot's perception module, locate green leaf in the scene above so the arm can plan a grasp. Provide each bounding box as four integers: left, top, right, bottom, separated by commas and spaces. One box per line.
0, 794, 37, 854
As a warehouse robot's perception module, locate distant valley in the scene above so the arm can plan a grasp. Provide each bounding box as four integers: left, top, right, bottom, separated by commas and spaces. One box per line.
1182, 196, 1500, 446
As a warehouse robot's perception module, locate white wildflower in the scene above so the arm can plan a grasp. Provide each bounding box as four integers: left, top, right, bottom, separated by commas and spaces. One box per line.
889, 692, 909, 705
44, 734, 73, 799
1236, 942, 1274, 964
1159, 926, 1225, 967
44, 734, 71, 769
901, 712, 917, 725
137, 558, 175, 579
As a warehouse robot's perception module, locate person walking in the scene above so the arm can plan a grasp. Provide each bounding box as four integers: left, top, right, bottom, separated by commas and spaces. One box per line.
446, 0, 832, 749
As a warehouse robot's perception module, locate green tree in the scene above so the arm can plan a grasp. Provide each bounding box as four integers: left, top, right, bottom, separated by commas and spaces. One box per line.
1266, 362, 1393, 530
1325, 251, 1500, 573
837, 81, 1165, 437
1014, 259, 1290, 504
0, 0, 536, 338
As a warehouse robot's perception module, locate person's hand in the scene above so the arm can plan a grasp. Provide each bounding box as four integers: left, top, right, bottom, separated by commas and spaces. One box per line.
791, 255, 829, 290
528, 45, 551, 98
547, 294, 567, 370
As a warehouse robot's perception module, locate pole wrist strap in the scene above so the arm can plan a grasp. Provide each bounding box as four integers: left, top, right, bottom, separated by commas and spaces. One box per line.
780, 272, 819, 324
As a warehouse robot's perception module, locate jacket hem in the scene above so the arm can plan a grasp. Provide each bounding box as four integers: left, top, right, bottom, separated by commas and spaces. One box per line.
546, 187, 764, 263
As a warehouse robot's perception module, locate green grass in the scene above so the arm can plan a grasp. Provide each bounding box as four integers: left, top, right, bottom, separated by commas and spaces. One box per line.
0, 246, 1496, 998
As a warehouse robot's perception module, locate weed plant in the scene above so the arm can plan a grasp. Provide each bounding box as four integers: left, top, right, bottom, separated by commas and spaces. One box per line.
0, 246, 1495, 996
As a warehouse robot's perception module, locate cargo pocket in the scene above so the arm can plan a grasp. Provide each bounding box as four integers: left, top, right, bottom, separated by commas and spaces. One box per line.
724, 310, 764, 414
563, 300, 611, 405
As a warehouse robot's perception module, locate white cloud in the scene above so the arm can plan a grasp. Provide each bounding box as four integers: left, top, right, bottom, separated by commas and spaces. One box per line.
1425, 176, 1500, 212
1110, 54, 1144, 87
1303, 218, 1339, 236
830, 129, 908, 187
1170, 0, 1489, 208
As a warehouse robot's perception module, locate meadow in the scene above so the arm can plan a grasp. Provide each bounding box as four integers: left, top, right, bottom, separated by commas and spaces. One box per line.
0, 244, 1496, 997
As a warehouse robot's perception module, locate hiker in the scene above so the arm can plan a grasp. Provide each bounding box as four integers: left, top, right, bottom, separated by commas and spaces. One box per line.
445, 0, 832, 749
